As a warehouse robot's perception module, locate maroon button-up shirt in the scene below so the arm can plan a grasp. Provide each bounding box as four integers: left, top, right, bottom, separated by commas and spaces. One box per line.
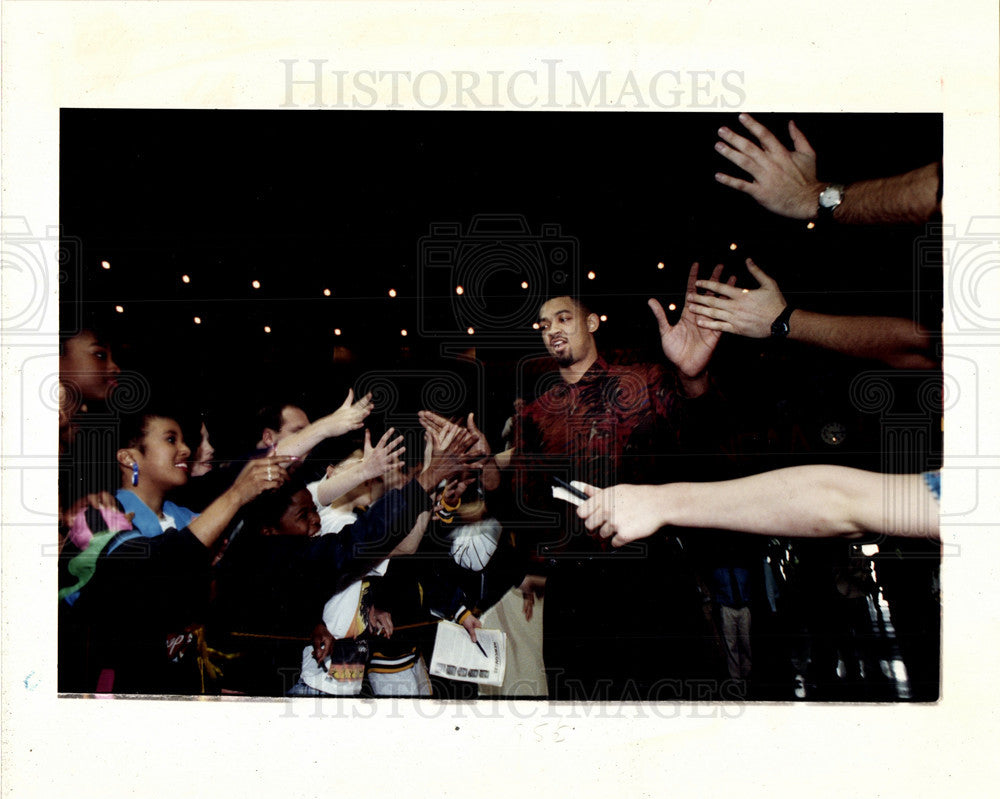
511, 356, 710, 559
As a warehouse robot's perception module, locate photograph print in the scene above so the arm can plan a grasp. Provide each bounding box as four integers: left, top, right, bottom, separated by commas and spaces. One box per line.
57, 109, 943, 702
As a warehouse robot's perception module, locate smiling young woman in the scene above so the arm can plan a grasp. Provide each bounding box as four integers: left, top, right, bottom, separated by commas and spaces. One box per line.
116, 416, 193, 522
60, 409, 295, 694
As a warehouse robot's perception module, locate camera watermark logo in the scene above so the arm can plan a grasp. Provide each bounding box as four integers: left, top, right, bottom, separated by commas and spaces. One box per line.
1, 217, 80, 334
417, 214, 579, 339
916, 216, 999, 335
849, 370, 943, 466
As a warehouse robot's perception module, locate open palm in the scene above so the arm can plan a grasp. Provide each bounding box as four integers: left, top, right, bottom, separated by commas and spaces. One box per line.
648, 263, 732, 379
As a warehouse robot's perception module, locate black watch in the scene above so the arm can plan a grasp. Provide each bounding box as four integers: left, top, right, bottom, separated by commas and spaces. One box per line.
770, 306, 795, 338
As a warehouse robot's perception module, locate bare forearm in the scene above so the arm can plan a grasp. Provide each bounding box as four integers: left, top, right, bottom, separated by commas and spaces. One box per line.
834, 163, 940, 225
389, 510, 431, 556
187, 488, 243, 547
273, 420, 334, 460
789, 310, 938, 369
659, 467, 938, 539
655, 470, 857, 537
316, 461, 368, 506
480, 457, 502, 491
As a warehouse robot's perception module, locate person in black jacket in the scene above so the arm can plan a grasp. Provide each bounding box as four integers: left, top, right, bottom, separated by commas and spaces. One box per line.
211, 420, 478, 695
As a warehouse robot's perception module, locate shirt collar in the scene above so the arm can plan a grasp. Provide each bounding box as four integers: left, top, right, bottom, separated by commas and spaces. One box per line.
568, 355, 609, 387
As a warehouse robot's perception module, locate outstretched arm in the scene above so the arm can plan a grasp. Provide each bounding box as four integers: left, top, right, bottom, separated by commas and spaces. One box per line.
315, 427, 405, 506
779, 311, 937, 369
831, 163, 940, 225
690, 258, 938, 369
576, 467, 940, 547
273, 389, 374, 459
357, 420, 475, 559
387, 509, 432, 557
715, 113, 940, 224
188, 455, 292, 547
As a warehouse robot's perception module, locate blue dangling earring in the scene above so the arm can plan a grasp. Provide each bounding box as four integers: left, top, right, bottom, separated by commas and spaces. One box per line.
131, 462, 140, 487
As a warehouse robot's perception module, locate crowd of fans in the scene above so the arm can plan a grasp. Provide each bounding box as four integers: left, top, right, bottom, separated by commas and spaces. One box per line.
57, 115, 943, 701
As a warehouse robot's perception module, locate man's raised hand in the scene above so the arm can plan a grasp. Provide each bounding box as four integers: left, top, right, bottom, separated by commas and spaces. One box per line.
650, 262, 735, 385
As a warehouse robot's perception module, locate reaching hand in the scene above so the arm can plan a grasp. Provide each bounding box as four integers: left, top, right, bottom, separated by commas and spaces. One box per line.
229, 454, 293, 505
687, 258, 787, 338
420, 410, 498, 487
714, 113, 823, 220
439, 474, 475, 507
419, 410, 489, 458
465, 412, 491, 465
418, 419, 477, 491
359, 427, 406, 480
324, 389, 374, 438
417, 409, 448, 438
649, 262, 735, 380
575, 482, 667, 547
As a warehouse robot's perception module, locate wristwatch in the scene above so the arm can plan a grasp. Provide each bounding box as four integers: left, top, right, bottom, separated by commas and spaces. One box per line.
770, 305, 795, 338
817, 183, 845, 220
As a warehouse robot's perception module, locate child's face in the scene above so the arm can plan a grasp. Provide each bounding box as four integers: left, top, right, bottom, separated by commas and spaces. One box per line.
134, 417, 192, 491
276, 489, 322, 537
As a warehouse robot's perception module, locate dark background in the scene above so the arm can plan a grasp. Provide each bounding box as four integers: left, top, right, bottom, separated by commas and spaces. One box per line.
60, 110, 942, 470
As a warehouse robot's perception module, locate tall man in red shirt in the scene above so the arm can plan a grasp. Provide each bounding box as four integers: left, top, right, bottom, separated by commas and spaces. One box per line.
511, 263, 733, 700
